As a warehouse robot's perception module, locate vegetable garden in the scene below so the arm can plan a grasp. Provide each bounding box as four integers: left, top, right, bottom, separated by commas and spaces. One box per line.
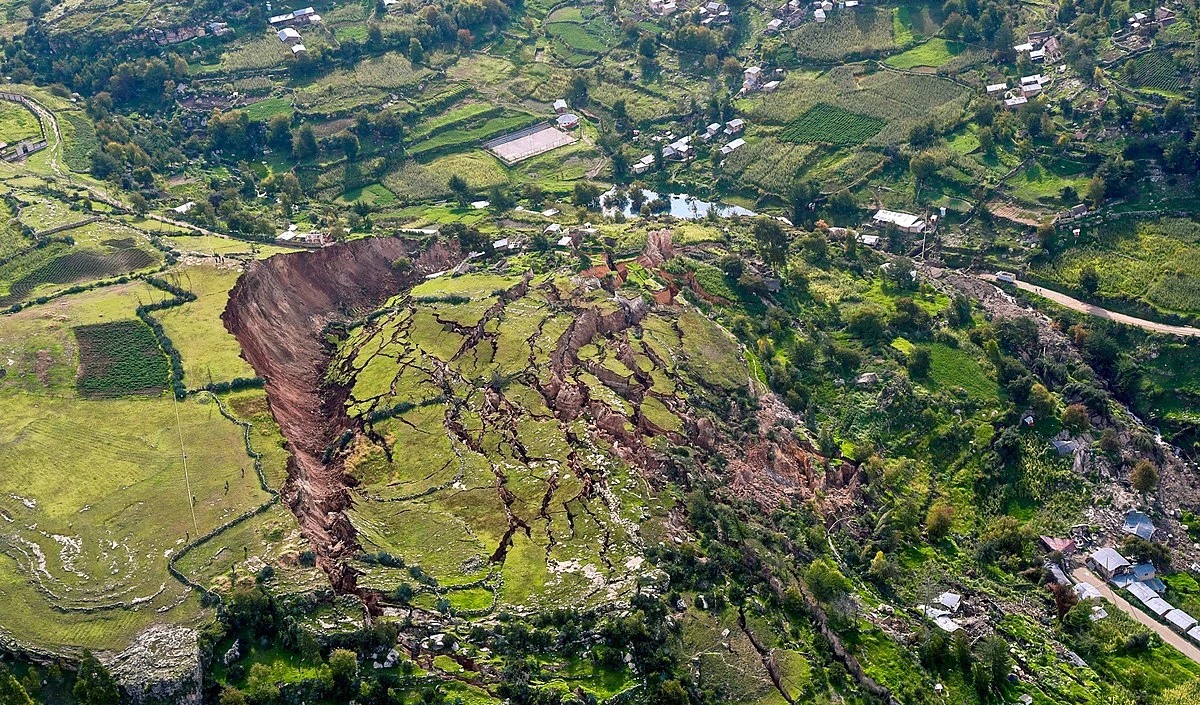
74, 320, 169, 396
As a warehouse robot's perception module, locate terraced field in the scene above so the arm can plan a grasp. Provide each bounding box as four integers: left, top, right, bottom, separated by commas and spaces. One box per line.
780, 104, 886, 146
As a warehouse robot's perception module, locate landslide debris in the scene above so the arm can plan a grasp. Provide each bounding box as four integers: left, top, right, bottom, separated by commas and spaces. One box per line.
222, 237, 459, 593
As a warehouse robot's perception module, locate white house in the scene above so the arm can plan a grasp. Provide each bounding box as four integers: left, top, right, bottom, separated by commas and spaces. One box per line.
556, 113, 580, 129
702, 122, 722, 141
986, 82, 1007, 95
1004, 96, 1028, 108
766, 18, 784, 32
553, 99, 568, 114
1013, 42, 1034, 53
761, 80, 781, 93
720, 138, 745, 155
277, 28, 301, 44
1088, 548, 1130, 581
743, 66, 763, 88
814, 8, 826, 21
290, 43, 307, 55
724, 118, 745, 135
871, 209, 926, 234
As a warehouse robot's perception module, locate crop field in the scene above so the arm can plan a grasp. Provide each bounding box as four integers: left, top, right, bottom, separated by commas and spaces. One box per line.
884, 38, 967, 69
74, 320, 169, 396
205, 36, 288, 74
780, 104, 886, 146
544, 5, 618, 64
786, 8, 899, 61
0, 100, 41, 143
153, 266, 257, 388
0, 244, 159, 308
382, 151, 510, 202
409, 111, 540, 159
328, 273, 747, 607
242, 96, 293, 121
721, 138, 820, 194
750, 66, 968, 146
58, 110, 98, 172
1006, 158, 1092, 204
1121, 51, 1190, 96
1031, 218, 1200, 315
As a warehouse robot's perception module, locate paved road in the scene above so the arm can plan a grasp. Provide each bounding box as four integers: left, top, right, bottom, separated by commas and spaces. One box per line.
1073, 567, 1200, 665
981, 274, 1200, 338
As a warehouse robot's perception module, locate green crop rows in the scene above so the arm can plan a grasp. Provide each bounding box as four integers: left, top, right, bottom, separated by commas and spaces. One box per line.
0, 247, 157, 307
1122, 52, 1188, 95
74, 320, 169, 397
780, 104, 886, 146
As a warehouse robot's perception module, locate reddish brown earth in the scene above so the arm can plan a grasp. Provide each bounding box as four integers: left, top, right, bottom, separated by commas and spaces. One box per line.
222, 237, 460, 592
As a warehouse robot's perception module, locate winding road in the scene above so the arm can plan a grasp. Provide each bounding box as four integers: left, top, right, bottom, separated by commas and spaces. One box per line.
980, 274, 1200, 338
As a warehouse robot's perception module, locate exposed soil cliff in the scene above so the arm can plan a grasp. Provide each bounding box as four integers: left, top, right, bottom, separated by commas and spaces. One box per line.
222, 237, 459, 592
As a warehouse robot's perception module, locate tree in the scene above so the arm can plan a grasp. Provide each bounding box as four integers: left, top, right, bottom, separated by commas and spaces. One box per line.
244, 663, 279, 702
448, 174, 473, 207
925, 503, 953, 540
408, 37, 425, 64
907, 346, 932, 378
1029, 382, 1056, 419
1130, 459, 1159, 494
572, 181, 602, 208
909, 153, 939, 185
266, 114, 293, 152
328, 649, 359, 693
0, 664, 33, 705
1049, 581, 1079, 619
218, 687, 248, 705
1078, 264, 1099, 296
868, 550, 893, 583
1100, 428, 1120, 455
804, 559, 851, 602
292, 125, 318, 160
752, 218, 789, 269
1061, 403, 1090, 435
566, 74, 589, 107
128, 192, 148, 215
73, 652, 120, 705
846, 308, 886, 344
975, 634, 1010, 692
340, 133, 360, 161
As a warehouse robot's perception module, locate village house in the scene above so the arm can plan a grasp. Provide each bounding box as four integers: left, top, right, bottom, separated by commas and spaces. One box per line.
291, 44, 308, 56
1004, 95, 1028, 109
556, 113, 580, 130
720, 138, 745, 155
986, 82, 1007, 95
724, 118, 745, 136
702, 122, 722, 142
271, 6, 322, 25
742, 66, 763, 91
663, 135, 693, 161
277, 28, 302, 44
871, 209, 926, 234
1123, 510, 1156, 540
1087, 547, 1130, 581
766, 18, 784, 32
632, 154, 655, 174
761, 80, 781, 93
1039, 536, 1076, 555
553, 99, 568, 114
648, 0, 678, 14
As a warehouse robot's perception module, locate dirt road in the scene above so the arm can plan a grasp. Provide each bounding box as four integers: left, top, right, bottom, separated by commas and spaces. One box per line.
1072, 567, 1200, 665
980, 274, 1200, 338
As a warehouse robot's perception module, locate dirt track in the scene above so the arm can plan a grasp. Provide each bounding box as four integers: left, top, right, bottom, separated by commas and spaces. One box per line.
979, 274, 1200, 338
1073, 567, 1200, 665
222, 237, 459, 592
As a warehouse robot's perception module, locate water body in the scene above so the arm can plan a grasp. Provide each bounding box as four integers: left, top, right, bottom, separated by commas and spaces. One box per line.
602, 189, 756, 220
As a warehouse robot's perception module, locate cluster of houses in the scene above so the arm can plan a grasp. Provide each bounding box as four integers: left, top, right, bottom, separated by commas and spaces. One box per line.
647, 0, 679, 16
770, 0, 860, 32
276, 224, 330, 247
696, 1, 732, 26
542, 222, 596, 249
1126, 6, 1177, 32
989, 74, 1050, 109
143, 21, 232, 46
1078, 511, 1200, 642
1012, 30, 1060, 64
741, 66, 782, 95
920, 591, 966, 632
270, 6, 322, 27
630, 118, 746, 174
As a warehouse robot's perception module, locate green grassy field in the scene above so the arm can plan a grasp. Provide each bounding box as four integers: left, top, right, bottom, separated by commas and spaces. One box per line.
0, 100, 41, 143
154, 265, 258, 388
884, 38, 966, 69
780, 104, 887, 146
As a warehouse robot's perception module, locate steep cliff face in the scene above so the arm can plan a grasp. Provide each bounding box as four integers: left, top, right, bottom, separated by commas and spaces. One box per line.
222, 237, 460, 592
105, 625, 201, 705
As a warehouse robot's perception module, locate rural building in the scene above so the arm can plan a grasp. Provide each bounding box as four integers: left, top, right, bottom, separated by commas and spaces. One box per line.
1123, 511, 1156, 540
1073, 582, 1103, 601
270, 6, 321, 25
1029, 49, 1046, 61
1004, 96, 1028, 109
724, 118, 745, 135
1088, 548, 1131, 581
937, 592, 962, 613
663, 136, 692, 160
814, 8, 826, 21
544, 223, 562, 234
648, 0, 678, 14
761, 80, 781, 93
1013, 42, 1034, 53
553, 99, 568, 113
766, 18, 784, 32
871, 209, 926, 233
172, 201, 196, 214
1144, 596, 1174, 617
556, 113, 580, 129
1155, 7, 1177, 25
858, 233, 880, 247
291, 44, 307, 55
1039, 536, 1076, 555
277, 28, 302, 44
633, 154, 655, 174
702, 122, 722, 141
720, 138, 745, 155
986, 82, 1007, 95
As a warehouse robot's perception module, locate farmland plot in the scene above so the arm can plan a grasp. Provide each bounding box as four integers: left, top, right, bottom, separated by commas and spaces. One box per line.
721, 138, 820, 194
787, 8, 899, 61
780, 104, 886, 146
1120, 51, 1191, 96
74, 320, 169, 397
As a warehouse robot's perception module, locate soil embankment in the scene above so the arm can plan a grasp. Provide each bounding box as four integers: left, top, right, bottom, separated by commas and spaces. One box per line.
222, 237, 459, 592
